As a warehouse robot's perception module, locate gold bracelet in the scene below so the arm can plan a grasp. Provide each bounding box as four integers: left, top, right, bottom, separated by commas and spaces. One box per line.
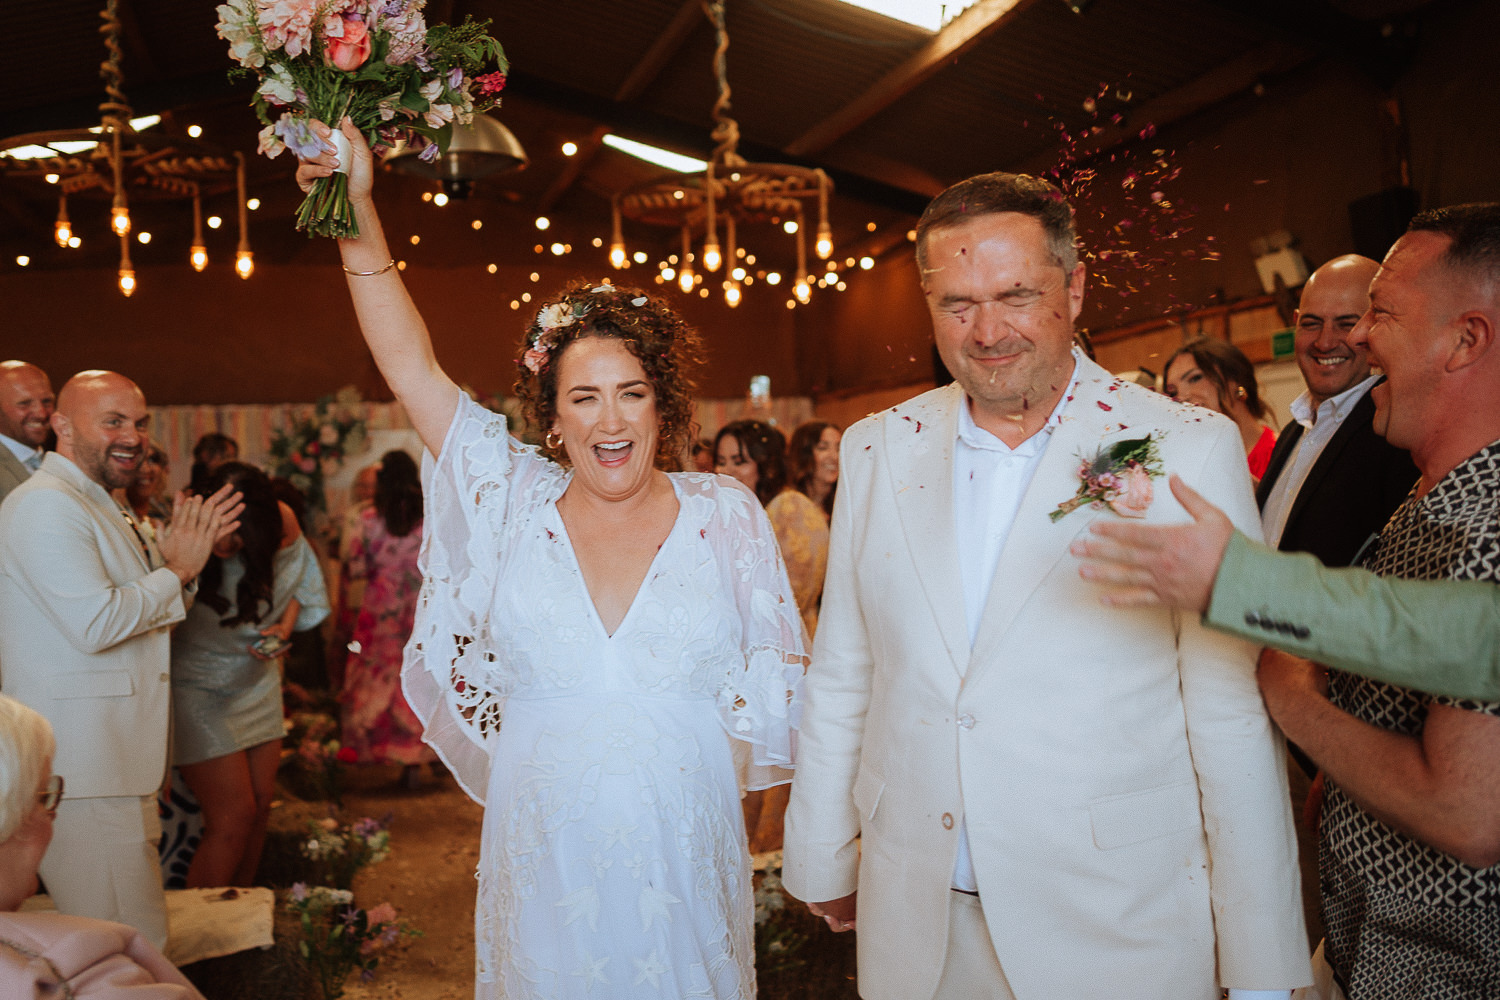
343, 259, 396, 276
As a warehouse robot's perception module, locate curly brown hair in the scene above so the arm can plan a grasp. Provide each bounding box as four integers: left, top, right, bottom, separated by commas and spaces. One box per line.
514, 280, 704, 468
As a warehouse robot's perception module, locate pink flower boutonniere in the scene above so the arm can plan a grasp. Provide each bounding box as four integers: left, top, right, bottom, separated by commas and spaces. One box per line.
1050, 434, 1164, 522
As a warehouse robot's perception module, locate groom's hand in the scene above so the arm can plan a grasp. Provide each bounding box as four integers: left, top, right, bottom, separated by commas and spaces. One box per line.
808, 892, 856, 932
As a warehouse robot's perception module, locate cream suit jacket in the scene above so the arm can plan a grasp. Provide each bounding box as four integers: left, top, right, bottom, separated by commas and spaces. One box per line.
0, 442, 32, 505
0, 453, 186, 799
783, 357, 1310, 1000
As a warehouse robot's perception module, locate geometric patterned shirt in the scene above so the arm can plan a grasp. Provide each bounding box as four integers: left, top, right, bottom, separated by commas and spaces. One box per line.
1321, 440, 1500, 1000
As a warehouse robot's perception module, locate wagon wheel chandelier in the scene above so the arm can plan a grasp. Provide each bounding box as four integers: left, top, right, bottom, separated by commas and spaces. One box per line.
608, 0, 834, 308
0, 0, 249, 296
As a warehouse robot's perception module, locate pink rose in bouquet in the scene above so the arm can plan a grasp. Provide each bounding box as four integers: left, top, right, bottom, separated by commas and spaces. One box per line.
1108, 463, 1154, 518
325, 14, 372, 71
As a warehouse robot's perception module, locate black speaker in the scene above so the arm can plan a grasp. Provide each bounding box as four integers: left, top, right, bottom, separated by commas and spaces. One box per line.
1348, 186, 1419, 262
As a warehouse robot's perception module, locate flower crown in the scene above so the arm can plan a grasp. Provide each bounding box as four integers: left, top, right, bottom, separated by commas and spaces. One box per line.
521, 284, 650, 374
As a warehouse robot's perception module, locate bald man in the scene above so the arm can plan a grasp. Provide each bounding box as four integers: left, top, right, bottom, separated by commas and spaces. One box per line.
0, 361, 55, 505
1257, 255, 1418, 567
0, 371, 240, 947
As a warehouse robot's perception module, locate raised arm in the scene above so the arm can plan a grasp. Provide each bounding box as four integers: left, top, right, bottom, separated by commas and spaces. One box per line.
296, 118, 459, 453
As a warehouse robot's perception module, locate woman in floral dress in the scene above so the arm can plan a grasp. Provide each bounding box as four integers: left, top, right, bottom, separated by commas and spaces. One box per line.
339, 449, 435, 777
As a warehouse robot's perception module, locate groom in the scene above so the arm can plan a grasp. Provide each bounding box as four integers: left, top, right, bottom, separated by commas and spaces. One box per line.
782, 172, 1311, 1000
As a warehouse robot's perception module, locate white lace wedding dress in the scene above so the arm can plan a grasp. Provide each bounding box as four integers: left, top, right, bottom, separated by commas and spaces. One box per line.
403, 395, 806, 1000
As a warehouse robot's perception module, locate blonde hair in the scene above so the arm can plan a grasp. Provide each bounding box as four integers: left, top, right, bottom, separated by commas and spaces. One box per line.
0, 695, 55, 842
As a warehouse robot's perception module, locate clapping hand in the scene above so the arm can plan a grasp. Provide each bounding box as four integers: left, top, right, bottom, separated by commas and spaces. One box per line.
158, 484, 243, 585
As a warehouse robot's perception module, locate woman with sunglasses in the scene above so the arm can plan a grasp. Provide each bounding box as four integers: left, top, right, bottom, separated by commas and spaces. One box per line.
0, 693, 205, 997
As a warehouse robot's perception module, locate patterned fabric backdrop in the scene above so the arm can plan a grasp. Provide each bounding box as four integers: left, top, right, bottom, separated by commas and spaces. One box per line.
147, 396, 815, 498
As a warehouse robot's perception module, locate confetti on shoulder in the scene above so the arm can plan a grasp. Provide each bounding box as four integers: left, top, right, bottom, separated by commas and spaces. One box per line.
1096, 400, 1113, 411
631, 296, 648, 306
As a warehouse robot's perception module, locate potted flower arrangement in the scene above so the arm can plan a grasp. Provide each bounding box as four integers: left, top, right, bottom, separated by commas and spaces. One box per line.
216, 0, 508, 237
268, 388, 367, 516
286, 883, 418, 999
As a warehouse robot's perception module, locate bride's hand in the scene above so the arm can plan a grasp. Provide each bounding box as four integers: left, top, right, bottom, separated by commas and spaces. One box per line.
294, 118, 374, 200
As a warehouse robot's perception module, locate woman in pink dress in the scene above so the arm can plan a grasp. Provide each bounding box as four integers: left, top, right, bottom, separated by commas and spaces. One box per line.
339, 450, 435, 779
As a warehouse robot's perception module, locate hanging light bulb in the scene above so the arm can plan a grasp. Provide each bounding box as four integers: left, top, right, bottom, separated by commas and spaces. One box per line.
189, 190, 207, 271
109, 127, 131, 236
677, 226, 694, 294
233, 152, 253, 279
609, 198, 627, 269
54, 195, 72, 248
794, 278, 811, 304
724, 280, 742, 308
815, 170, 833, 259
110, 206, 131, 237
701, 233, 722, 273
117, 234, 136, 298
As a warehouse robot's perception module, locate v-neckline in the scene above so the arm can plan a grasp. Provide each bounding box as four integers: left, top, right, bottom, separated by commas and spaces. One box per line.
550, 477, 684, 639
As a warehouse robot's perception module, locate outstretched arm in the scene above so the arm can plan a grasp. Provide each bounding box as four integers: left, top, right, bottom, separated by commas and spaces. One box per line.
296, 118, 459, 454
1071, 475, 1500, 701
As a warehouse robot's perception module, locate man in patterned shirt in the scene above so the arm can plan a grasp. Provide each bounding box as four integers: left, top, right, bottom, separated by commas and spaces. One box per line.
1256, 203, 1500, 1000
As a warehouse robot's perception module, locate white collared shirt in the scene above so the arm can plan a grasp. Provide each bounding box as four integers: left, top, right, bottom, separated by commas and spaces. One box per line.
1260, 374, 1381, 547
948, 353, 1079, 891
0, 432, 42, 472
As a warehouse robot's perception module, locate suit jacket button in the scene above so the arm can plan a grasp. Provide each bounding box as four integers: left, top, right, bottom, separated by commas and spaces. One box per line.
941, 813, 954, 830
159, 672, 170, 682
958, 714, 975, 730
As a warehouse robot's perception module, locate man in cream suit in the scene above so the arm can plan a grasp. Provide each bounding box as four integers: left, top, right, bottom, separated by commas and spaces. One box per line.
0, 371, 239, 947
782, 173, 1310, 1000
0, 361, 55, 505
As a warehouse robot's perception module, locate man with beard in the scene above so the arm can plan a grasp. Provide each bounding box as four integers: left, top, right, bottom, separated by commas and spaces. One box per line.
0, 370, 240, 947
0, 361, 55, 505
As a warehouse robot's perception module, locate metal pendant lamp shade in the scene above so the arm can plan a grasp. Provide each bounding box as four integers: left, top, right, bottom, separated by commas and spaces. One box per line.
387, 114, 528, 197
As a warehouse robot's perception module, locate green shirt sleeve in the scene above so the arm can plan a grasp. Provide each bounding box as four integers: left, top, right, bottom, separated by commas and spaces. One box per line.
1204, 531, 1500, 701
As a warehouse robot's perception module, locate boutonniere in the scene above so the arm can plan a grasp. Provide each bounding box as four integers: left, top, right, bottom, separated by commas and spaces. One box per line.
1050, 434, 1164, 522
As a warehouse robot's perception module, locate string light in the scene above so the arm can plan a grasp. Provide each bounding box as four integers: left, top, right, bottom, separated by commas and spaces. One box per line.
54, 195, 71, 248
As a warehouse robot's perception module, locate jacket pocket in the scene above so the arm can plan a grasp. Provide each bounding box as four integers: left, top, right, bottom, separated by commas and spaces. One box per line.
852, 767, 885, 822
50, 670, 135, 699
1088, 780, 1201, 850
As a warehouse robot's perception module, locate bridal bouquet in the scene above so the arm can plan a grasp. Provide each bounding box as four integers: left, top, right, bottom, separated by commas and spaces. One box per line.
216, 0, 508, 238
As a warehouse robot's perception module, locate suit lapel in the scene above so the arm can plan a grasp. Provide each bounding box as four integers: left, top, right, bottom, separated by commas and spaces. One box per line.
888, 384, 970, 678
1280, 389, 1375, 538
1255, 421, 1302, 510
0, 447, 29, 493
967, 361, 1121, 674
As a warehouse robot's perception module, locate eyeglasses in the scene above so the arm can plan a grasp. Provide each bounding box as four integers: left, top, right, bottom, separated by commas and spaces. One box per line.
39, 774, 64, 814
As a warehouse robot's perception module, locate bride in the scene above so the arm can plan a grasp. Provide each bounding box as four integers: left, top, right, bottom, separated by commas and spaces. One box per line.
297, 120, 806, 1000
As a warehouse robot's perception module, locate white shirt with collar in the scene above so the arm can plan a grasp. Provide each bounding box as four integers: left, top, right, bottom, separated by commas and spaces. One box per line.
1260, 374, 1381, 548
0, 431, 43, 472
949, 353, 1080, 893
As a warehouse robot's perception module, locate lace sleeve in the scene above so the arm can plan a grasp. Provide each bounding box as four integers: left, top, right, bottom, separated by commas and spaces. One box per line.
402, 392, 561, 804
707, 479, 808, 791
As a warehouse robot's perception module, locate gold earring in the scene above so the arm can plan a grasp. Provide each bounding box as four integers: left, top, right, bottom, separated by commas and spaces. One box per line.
1235, 385, 1247, 400
544, 428, 563, 451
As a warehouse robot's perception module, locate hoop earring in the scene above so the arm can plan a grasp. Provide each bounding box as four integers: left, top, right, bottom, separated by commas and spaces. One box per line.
544, 428, 563, 451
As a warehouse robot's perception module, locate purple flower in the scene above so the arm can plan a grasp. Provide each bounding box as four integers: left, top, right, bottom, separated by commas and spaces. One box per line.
448, 66, 464, 90
274, 116, 328, 161
418, 141, 440, 163
290, 882, 308, 902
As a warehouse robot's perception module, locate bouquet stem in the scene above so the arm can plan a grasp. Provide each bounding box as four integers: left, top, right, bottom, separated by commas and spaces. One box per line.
296, 174, 359, 239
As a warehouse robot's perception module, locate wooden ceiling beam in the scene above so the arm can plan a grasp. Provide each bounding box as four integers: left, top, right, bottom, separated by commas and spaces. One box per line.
784, 0, 1036, 158
613, 0, 704, 103
536, 124, 610, 214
